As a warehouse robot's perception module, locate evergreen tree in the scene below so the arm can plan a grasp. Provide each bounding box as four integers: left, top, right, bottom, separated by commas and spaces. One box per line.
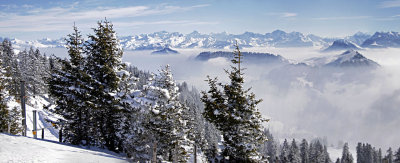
386, 148, 393, 163
136, 65, 190, 162
300, 139, 310, 163
341, 143, 354, 163
309, 140, 328, 163
1, 40, 20, 96
288, 139, 301, 163
261, 129, 278, 162
84, 19, 126, 151
49, 24, 93, 146
394, 147, 400, 163
280, 139, 290, 162
201, 43, 266, 162
0, 53, 9, 133
357, 143, 363, 163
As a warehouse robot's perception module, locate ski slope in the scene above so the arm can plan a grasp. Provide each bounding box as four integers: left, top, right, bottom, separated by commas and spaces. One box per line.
0, 133, 128, 162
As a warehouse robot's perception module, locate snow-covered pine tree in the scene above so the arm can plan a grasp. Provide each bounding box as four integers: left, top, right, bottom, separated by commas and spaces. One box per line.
394, 147, 400, 163
203, 118, 219, 162
0, 50, 9, 133
378, 148, 383, 163
341, 143, 354, 163
201, 43, 266, 162
386, 148, 393, 163
323, 144, 331, 163
178, 82, 217, 162
280, 139, 290, 162
356, 143, 363, 163
84, 19, 126, 152
0, 41, 22, 135
49, 24, 95, 146
289, 139, 301, 163
309, 140, 329, 163
300, 139, 310, 163
261, 129, 277, 162
115, 66, 148, 161
1, 40, 20, 96
136, 65, 190, 162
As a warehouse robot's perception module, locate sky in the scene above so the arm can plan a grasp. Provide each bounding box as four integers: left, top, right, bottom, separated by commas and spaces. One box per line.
1, 0, 400, 40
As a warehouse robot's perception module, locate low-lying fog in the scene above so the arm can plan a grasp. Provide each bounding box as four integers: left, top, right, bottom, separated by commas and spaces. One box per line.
45, 46, 400, 150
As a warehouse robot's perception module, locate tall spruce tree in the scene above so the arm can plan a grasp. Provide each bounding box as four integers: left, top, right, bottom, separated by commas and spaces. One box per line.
201, 42, 266, 162
281, 139, 290, 162
386, 148, 393, 163
300, 139, 310, 163
394, 147, 400, 163
48, 24, 93, 145
0, 51, 9, 133
288, 139, 301, 163
84, 19, 126, 152
341, 143, 354, 163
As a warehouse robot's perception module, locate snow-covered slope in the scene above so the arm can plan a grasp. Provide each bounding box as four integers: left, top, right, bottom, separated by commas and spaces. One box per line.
323, 39, 361, 52
0, 133, 128, 162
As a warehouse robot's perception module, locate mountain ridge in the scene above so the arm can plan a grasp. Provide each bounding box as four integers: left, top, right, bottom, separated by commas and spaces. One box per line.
4, 30, 400, 50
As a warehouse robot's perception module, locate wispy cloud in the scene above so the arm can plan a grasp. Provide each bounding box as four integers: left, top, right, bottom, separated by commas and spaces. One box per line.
0, 4, 210, 32
267, 12, 298, 18
114, 20, 219, 28
379, 0, 400, 8
312, 16, 371, 20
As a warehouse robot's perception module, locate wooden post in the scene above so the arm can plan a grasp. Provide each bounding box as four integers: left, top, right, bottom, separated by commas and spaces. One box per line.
33, 110, 37, 138
20, 81, 26, 136
152, 141, 157, 163
7, 121, 10, 134
59, 126, 62, 142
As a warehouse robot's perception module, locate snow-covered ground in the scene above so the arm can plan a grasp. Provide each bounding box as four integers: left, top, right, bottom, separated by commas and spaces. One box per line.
2, 95, 129, 162
0, 133, 128, 163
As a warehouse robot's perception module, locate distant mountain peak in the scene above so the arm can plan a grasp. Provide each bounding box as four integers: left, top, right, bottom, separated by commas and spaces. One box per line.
151, 47, 179, 54
326, 50, 379, 67
323, 39, 361, 52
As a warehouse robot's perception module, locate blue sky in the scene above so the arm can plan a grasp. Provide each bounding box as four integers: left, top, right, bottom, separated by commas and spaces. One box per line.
1, 0, 400, 40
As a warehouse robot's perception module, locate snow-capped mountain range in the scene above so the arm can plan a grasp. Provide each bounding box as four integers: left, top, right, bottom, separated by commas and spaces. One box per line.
2, 30, 400, 50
